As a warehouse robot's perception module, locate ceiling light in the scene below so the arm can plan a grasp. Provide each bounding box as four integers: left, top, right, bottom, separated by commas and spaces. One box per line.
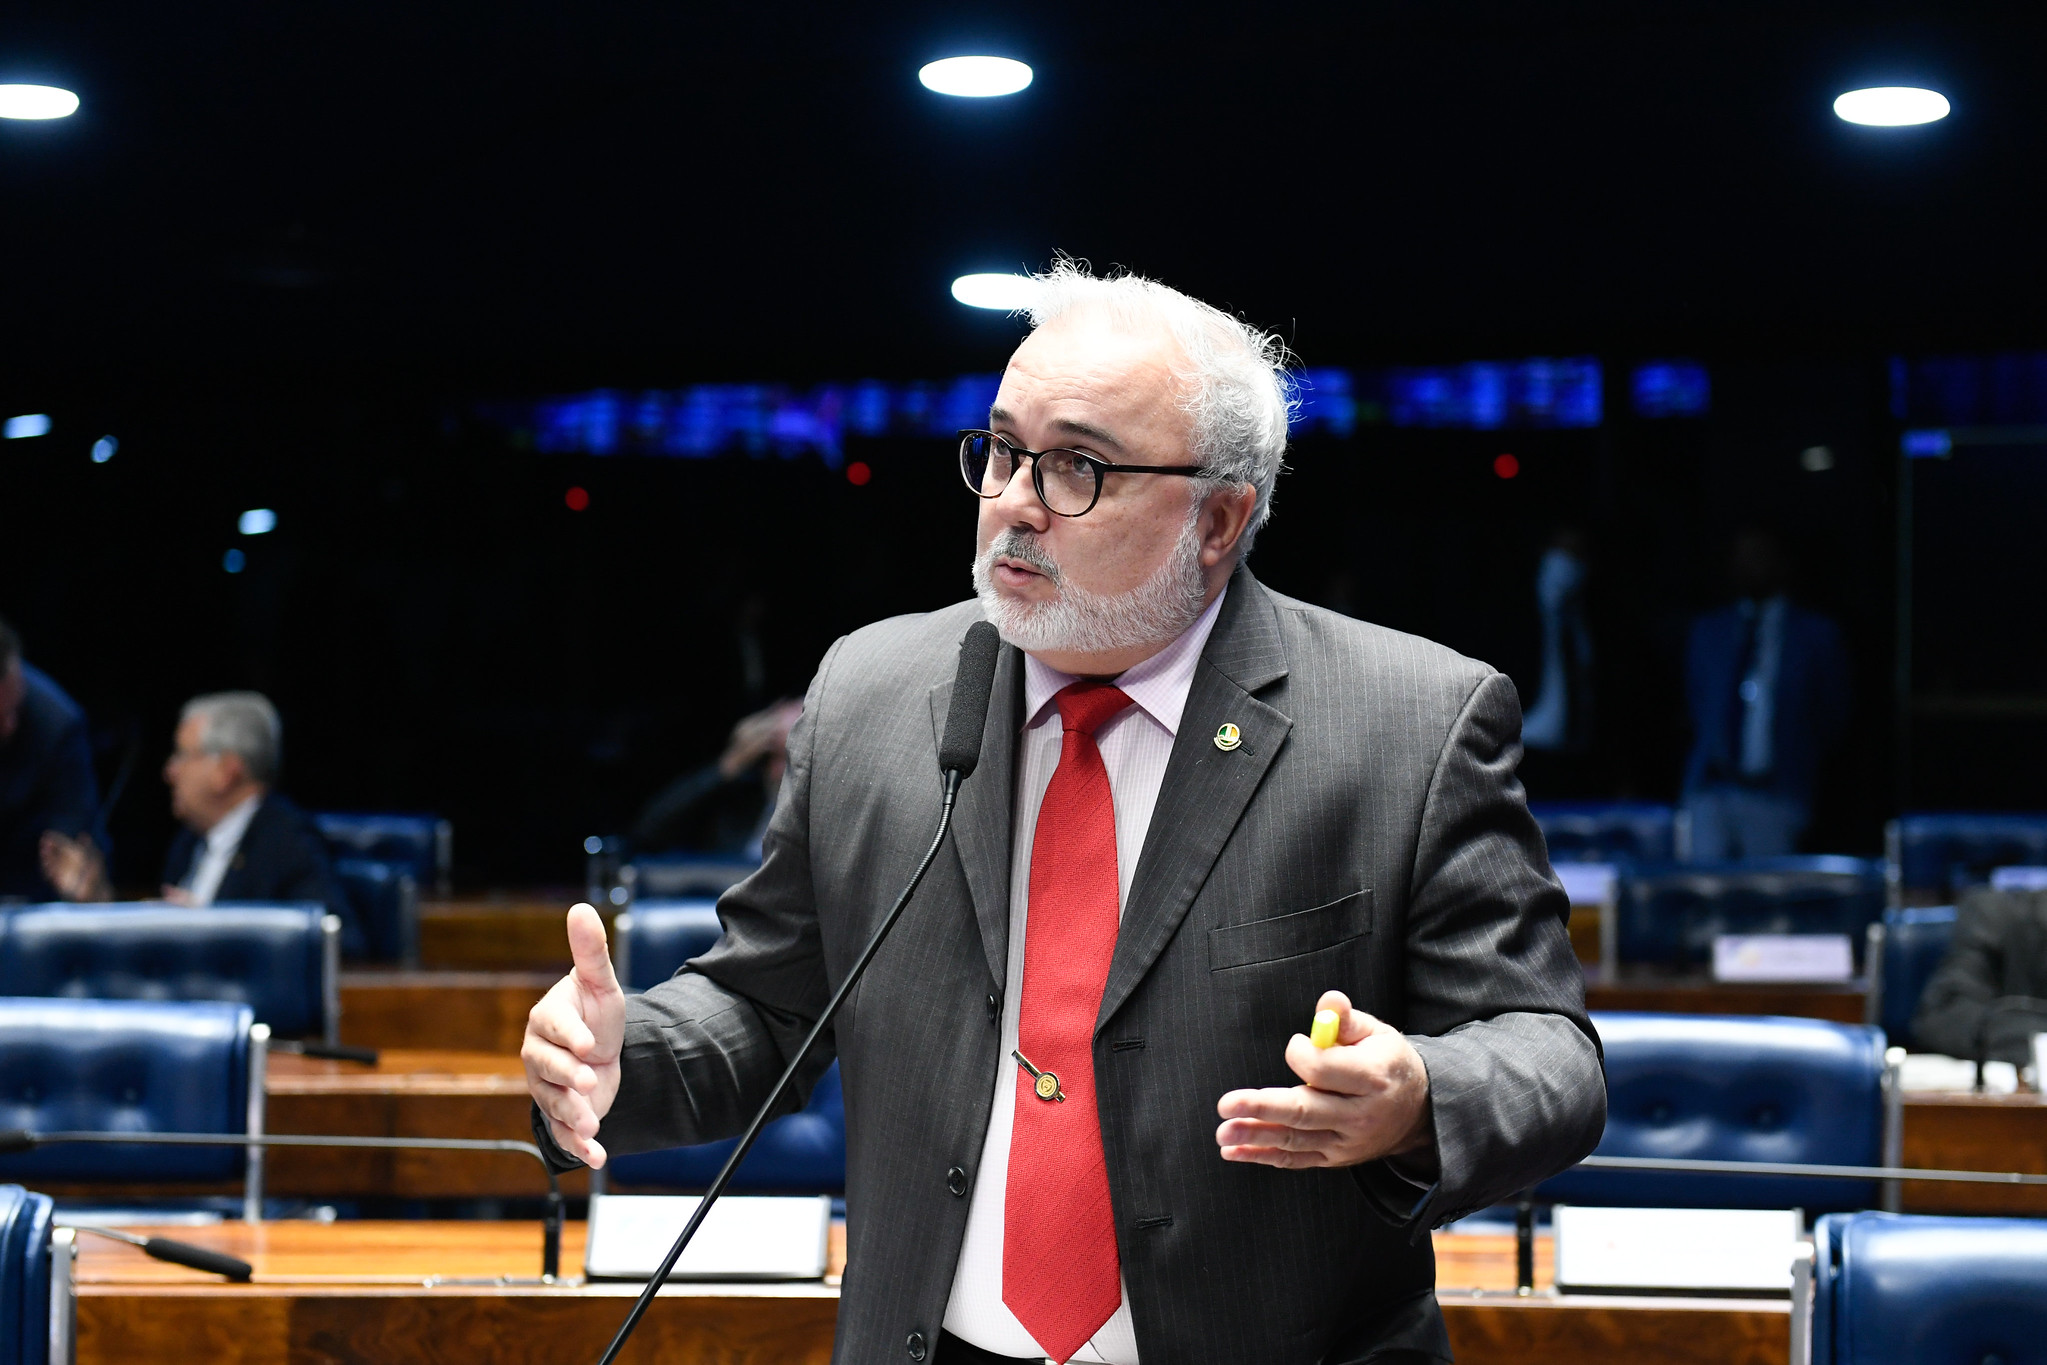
238, 508, 277, 535
4, 413, 51, 439
0, 85, 79, 120
919, 57, 1032, 98
1833, 87, 1950, 127
951, 273, 1039, 310
91, 436, 117, 463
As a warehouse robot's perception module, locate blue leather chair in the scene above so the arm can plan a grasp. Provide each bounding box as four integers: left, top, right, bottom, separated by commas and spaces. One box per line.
313, 812, 450, 895
606, 1061, 846, 1195
1863, 906, 1957, 1051
330, 858, 419, 966
0, 1183, 55, 1365
0, 904, 337, 1043
1539, 1012, 1895, 1212
1531, 801, 1678, 863
1614, 857, 1886, 969
1888, 812, 2047, 905
0, 999, 266, 1218
612, 900, 723, 993
604, 898, 842, 1193
1809, 1212, 2047, 1365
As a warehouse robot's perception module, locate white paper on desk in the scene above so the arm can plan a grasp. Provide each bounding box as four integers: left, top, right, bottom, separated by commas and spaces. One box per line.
583, 1194, 831, 1280
1711, 933, 1853, 982
1555, 862, 1618, 908
1553, 1206, 1801, 1294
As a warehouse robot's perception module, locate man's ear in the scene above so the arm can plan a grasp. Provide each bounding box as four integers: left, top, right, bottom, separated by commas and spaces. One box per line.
1198, 484, 1258, 568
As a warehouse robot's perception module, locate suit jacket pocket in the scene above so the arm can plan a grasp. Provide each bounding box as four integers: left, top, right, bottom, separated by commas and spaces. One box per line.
1209, 890, 1372, 971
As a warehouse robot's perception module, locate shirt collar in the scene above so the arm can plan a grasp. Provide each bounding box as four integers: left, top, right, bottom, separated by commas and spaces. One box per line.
1021, 587, 1228, 738
204, 793, 263, 853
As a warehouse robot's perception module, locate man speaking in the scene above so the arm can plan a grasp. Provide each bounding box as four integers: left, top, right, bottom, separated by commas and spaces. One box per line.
525, 262, 1605, 1365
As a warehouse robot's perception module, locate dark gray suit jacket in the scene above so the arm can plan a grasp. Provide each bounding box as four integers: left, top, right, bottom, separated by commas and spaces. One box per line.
549, 568, 1605, 1364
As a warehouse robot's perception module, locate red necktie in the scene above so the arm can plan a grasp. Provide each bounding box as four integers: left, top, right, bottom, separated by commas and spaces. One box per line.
1004, 681, 1133, 1363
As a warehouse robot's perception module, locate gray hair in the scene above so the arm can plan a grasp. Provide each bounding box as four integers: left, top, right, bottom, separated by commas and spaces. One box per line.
182, 691, 282, 785
1025, 257, 1295, 554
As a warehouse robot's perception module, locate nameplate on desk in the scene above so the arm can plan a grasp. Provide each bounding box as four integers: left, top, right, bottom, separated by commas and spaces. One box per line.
583, 1194, 831, 1281
1711, 933, 1853, 983
1553, 1206, 1800, 1295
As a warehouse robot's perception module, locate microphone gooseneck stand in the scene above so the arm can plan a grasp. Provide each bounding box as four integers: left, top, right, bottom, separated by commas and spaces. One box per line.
593, 621, 1001, 1365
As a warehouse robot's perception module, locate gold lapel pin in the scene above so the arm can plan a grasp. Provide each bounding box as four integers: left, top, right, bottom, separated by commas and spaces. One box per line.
1012, 1049, 1066, 1102
1213, 722, 1242, 752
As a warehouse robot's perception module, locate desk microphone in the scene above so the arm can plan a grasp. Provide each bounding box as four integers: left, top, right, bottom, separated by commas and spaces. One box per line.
593, 621, 1002, 1365
0, 1129, 566, 1278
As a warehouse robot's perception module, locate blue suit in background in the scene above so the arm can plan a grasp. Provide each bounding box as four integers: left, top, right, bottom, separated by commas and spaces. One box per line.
0, 663, 104, 899
1682, 597, 1850, 860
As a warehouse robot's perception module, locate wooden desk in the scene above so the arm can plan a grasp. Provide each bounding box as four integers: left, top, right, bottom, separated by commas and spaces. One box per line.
1584, 969, 1866, 1024
74, 1222, 1786, 1365
1902, 1090, 2047, 1214
340, 971, 555, 1054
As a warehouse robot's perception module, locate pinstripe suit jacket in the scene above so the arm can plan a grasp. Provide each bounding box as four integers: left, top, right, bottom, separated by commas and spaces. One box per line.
562, 567, 1606, 1364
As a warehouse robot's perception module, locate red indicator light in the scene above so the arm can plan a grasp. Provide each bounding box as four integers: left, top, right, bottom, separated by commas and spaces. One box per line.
847, 461, 872, 486
1493, 454, 1520, 479
565, 485, 590, 511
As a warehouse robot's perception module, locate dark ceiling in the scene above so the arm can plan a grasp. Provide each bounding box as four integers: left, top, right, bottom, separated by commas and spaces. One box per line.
2, 1, 2043, 403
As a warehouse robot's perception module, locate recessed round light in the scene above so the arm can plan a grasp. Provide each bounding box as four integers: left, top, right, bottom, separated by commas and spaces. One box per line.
919, 56, 1032, 98
951, 273, 1039, 310
1833, 87, 1950, 127
0, 85, 79, 120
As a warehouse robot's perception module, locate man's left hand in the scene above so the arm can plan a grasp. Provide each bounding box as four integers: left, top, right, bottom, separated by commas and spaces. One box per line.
1215, 990, 1434, 1169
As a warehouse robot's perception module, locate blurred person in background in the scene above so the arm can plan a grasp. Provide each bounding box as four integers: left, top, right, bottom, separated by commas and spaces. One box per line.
1680, 526, 1850, 861
1912, 885, 2047, 1065
41, 692, 345, 926
629, 698, 803, 859
1517, 530, 1596, 798
0, 616, 106, 901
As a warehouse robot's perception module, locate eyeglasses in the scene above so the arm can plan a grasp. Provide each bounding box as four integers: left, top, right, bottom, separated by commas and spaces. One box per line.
958, 429, 1209, 518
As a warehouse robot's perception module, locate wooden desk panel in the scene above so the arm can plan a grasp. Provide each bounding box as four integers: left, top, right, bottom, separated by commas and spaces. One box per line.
340, 971, 556, 1054
1902, 1091, 2047, 1214
417, 899, 607, 973
75, 1223, 1785, 1365
1584, 972, 1865, 1024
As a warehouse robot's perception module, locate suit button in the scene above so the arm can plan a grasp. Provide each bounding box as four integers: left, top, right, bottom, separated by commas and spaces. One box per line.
906, 1331, 928, 1361
986, 993, 999, 1024
947, 1166, 968, 1197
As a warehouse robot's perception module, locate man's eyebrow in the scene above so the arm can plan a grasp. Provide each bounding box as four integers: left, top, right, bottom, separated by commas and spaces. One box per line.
984, 406, 1127, 454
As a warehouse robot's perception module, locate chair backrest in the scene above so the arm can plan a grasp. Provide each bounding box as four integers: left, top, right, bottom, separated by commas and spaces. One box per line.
1866, 906, 1957, 1049
0, 998, 254, 1184
1889, 812, 2047, 903
613, 899, 724, 993
313, 812, 450, 888
1538, 1012, 1889, 1211
330, 858, 419, 965
0, 903, 333, 1039
1813, 1212, 2047, 1365
0, 1183, 54, 1365
607, 1060, 846, 1194
626, 853, 759, 901
1531, 801, 1678, 864
1614, 857, 1886, 969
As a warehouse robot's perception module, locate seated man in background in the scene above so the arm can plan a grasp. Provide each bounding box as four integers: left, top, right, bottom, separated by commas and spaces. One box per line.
42, 692, 345, 928
628, 698, 802, 859
0, 616, 106, 901
1912, 885, 2047, 1065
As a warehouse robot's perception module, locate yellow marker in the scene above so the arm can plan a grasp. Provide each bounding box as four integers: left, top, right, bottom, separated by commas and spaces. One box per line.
1310, 1008, 1341, 1049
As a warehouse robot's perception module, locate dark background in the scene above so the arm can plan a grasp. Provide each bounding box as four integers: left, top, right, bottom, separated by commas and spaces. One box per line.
1, 3, 2040, 886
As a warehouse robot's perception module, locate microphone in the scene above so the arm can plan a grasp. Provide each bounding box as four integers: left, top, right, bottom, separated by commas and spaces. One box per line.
66, 1224, 255, 1282
2, 1129, 567, 1278
594, 621, 1002, 1365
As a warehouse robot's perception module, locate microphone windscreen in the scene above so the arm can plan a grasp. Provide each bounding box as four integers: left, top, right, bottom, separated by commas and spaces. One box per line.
938, 622, 1002, 779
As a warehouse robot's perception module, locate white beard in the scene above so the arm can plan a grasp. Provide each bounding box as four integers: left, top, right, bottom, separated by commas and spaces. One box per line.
970, 514, 1209, 658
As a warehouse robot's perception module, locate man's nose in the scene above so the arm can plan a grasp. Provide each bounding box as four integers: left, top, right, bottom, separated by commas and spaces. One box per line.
990, 459, 1050, 527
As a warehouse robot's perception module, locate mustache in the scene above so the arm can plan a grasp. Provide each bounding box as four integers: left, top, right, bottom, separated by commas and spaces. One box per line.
986, 530, 1062, 584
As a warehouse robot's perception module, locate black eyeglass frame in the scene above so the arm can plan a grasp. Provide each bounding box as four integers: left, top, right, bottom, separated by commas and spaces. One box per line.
957, 429, 1211, 518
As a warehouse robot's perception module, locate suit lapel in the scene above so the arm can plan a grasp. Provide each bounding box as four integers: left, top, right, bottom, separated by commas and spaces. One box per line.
1097, 572, 1292, 1032
930, 641, 1023, 988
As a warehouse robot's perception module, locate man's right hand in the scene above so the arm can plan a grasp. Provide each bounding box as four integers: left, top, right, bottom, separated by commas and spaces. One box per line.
522, 903, 627, 1167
